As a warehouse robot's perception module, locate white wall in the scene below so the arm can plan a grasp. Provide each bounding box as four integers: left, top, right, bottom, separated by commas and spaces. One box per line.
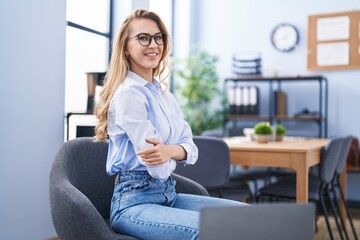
184, 0, 360, 139
0, 0, 66, 239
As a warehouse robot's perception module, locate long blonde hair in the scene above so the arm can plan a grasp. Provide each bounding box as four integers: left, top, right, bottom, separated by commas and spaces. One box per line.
94, 9, 171, 141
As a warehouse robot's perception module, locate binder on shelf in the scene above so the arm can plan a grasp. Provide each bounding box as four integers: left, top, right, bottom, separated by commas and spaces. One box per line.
274, 90, 287, 116
227, 86, 236, 114
235, 86, 243, 114
230, 86, 260, 115
249, 86, 259, 114
242, 87, 250, 115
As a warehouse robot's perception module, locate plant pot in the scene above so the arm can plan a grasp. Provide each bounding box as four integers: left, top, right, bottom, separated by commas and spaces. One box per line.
256, 134, 271, 143
275, 135, 284, 142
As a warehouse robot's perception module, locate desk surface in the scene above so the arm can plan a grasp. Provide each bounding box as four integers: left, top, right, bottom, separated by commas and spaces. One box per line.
224, 137, 329, 152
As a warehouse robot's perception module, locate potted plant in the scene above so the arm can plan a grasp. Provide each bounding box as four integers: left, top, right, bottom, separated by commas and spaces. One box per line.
254, 122, 273, 143
173, 50, 226, 135
275, 124, 286, 141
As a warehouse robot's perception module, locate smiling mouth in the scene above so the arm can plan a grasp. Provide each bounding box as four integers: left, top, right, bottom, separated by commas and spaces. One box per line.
145, 53, 158, 57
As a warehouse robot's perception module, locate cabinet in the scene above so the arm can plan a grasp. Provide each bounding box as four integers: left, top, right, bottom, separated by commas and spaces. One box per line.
223, 75, 328, 138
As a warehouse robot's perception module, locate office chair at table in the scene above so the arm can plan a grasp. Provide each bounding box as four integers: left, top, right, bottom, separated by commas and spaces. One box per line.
174, 136, 252, 202
49, 137, 209, 240
257, 137, 344, 240
331, 135, 358, 240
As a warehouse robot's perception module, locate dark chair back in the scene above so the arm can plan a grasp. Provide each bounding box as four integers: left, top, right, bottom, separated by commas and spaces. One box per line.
51, 137, 113, 218
320, 137, 343, 183
174, 136, 230, 189
335, 135, 353, 175
49, 137, 130, 240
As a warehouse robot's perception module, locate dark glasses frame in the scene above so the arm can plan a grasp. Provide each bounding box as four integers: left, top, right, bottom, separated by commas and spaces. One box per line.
127, 32, 167, 46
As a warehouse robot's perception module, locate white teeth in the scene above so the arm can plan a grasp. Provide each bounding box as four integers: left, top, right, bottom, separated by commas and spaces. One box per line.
146, 53, 157, 56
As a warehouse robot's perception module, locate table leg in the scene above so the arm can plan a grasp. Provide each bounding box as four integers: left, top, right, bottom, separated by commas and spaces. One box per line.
292, 154, 309, 203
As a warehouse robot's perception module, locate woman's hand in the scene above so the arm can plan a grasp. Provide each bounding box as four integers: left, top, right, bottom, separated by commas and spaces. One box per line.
136, 138, 172, 165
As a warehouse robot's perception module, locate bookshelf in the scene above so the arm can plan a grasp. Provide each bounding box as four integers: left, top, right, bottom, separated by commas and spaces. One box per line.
223, 75, 328, 138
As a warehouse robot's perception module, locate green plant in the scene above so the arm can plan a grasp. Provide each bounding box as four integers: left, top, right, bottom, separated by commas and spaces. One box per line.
276, 124, 286, 135
173, 51, 226, 135
254, 122, 273, 135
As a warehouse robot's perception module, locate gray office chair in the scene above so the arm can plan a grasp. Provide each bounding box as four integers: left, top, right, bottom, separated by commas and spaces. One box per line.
257, 137, 344, 240
49, 137, 209, 240
331, 135, 358, 240
174, 136, 252, 202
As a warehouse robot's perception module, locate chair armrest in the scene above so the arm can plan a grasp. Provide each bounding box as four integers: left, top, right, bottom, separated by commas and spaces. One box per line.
172, 173, 209, 196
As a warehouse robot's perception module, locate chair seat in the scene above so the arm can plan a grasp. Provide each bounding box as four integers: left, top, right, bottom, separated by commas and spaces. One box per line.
230, 169, 272, 182
257, 176, 321, 201
219, 178, 253, 202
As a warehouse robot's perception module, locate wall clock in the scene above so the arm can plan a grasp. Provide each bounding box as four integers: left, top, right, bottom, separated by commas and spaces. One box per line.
271, 23, 299, 52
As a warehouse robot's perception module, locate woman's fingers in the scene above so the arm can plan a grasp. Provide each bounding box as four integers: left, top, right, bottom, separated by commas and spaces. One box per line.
145, 138, 160, 145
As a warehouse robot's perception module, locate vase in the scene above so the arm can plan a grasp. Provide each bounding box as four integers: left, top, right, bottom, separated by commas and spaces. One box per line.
256, 134, 271, 143
275, 135, 284, 142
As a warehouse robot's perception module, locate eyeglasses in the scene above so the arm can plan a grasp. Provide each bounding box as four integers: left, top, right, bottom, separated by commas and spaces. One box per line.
128, 32, 167, 46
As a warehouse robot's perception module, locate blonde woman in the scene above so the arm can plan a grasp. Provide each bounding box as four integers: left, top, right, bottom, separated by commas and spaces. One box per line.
94, 9, 245, 240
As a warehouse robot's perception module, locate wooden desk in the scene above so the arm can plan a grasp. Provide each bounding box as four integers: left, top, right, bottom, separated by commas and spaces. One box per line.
224, 137, 330, 203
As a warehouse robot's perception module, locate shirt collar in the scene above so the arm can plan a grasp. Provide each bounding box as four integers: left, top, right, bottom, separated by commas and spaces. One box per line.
126, 71, 162, 91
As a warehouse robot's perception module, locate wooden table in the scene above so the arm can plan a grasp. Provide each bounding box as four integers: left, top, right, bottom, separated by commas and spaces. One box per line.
224, 137, 333, 203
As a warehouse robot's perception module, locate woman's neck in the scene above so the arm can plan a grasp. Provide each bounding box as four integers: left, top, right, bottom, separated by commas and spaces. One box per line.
131, 69, 153, 83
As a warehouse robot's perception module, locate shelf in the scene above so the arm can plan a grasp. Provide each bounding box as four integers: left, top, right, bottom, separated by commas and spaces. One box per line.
225, 75, 325, 82
276, 115, 321, 121
227, 114, 321, 121
227, 115, 269, 120
224, 75, 328, 137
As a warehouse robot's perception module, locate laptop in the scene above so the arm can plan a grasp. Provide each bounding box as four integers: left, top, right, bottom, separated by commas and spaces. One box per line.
200, 203, 315, 240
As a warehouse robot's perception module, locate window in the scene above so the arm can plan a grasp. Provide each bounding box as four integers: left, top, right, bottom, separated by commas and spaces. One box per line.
149, 0, 174, 89
65, 0, 111, 113
65, 0, 174, 114
149, 0, 173, 38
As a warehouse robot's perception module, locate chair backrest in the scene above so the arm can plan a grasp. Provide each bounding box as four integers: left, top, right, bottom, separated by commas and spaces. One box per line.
320, 137, 344, 183
200, 203, 315, 240
174, 136, 230, 189
335, 135, 353, 175
49, 137, 129, 240
50, 137, 114, 218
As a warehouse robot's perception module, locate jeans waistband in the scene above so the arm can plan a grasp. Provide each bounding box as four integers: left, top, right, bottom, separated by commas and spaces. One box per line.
116, 171, 151, 183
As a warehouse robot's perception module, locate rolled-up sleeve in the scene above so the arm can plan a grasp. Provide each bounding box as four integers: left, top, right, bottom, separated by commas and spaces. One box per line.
167, 93, 198, 165
178, 121, 198, 165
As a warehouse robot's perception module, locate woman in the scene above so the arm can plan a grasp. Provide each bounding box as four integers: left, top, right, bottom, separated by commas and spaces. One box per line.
94, 9, 246, 240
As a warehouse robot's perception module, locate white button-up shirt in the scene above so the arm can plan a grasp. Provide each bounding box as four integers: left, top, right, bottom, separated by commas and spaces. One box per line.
106, 71, 198, 181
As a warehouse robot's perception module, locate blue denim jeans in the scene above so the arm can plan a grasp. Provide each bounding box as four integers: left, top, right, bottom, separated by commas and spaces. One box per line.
110, 171, 247, 240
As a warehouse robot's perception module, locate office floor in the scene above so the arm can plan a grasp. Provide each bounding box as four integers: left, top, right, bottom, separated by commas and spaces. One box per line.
315, 207, 360, 240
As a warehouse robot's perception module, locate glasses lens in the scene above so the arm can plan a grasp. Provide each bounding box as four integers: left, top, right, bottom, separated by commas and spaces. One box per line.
153, 34, 164, 45
137, 34, 151, 46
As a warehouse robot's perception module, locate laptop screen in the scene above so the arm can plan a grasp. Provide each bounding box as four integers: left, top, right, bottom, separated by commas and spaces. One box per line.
200, 203, 315, 240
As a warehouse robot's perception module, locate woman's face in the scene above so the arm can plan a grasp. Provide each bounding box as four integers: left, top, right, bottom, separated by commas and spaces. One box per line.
126, 18, 164, 80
